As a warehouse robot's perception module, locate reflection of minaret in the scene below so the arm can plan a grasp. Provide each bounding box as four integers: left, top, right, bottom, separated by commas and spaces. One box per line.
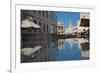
65, 38, 74, 49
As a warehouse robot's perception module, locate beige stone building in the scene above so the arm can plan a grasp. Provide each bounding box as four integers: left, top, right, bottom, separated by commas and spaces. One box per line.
57, 21, 64, 35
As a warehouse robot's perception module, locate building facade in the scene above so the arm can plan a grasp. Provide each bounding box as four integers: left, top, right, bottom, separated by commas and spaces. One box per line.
77, 13, 90, 38
57, 21, 64, 35
21, 10, 58, 62
80, 12, 90, 27
21, 10, 57, 33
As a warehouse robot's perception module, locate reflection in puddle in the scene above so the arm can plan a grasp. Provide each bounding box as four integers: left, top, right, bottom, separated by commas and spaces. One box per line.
57, 38, 89, 61
21, 46, 42, 57
21, 36, 89, 62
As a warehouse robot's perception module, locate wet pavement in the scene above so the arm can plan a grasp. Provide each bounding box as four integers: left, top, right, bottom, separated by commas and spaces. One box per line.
21, 34, 89, 63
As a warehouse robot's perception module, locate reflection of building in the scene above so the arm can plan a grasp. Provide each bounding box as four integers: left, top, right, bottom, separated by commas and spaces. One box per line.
21, 46, 41, 57
77, 38, 89, 58
81, 42, 89, 58
81, 50, 89, 58
77, 38, 89, 49
57, 21, 64, 35
21, 39, 58, 62
58, 39, 65, 49
21, 10, 57, 33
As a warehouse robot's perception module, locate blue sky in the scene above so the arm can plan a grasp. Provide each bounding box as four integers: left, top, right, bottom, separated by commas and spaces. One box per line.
56, 11, 80, 28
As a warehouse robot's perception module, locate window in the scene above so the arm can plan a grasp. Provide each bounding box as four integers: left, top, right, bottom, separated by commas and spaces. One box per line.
61, 26, 63, 30
42, 11, 45, 16
39, 22, 41, 32
47, 24, 48, 32
59, 26, 60, 30
39, 22, 41, 26
34, 11, 37, 14
43, 23, 45, 32
46, 11, 48, 19
38, 11, 41, 15
80, 19, 89, 27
